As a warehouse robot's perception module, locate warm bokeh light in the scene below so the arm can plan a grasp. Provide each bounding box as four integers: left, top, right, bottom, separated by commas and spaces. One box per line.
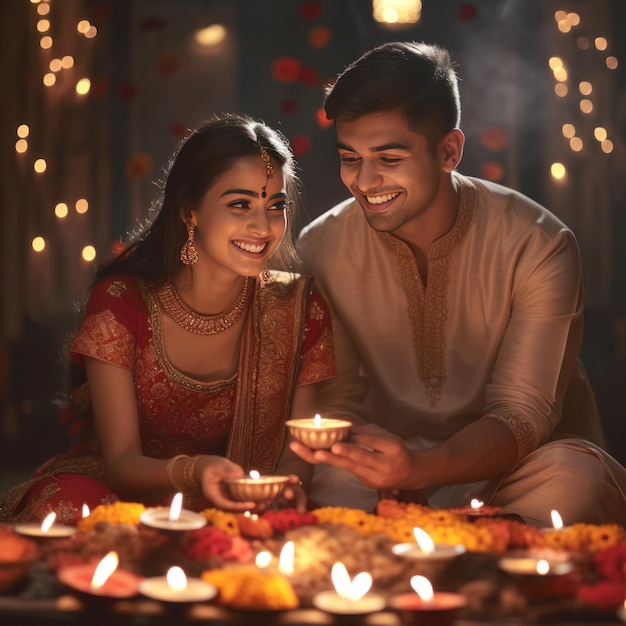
576, 37, 590, 50
594, 127, 608, 141
43, 72, 56, 87
76, 78, 91, 95
32, 236, 46, 252
554, 83, 568, 97
37, 2, 50, 14
77, 19, 91, 34
561, 123, 576, 138
569, 137, 583, 152
567, 12, 580, 26
34, 158, 47, 173
82, 245, 97, 262
548, 56, 563, 71
557, 19, 571, 34
40, 36, 53, 49
84, 25, 98, 39
595, 37, 608, 51
15, 139, 28, 153
194, 24, 227, 47
553, 67, 568, 82
37, 19, 50, 32
75, 198, 89, 214
580, 99, 593, 114
49, 58, 62, 72
17, 124, 29, 138
55, 202, 69, 218
61, 55, 75, 69
551, 162, 566, 180
578, 81, 592, 95
554, 10, 567, 22
601, 140, 614, 154
372, 0, 422, 25
606, 56, 618, 70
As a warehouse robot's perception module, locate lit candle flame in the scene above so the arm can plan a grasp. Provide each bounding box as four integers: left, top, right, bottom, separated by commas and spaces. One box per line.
470, 498, 484, 510
314, 413, 322, 427
410, 575, 434, 603
41, 512, 56, 532
169, 492, 183, 522
166, 566, 187, 592
250, 470, 261, 480
536, 559, 550, 575
413, 527, 435, 554
255, 551, 272, 568
279, 541, 294, 575
82, 504, 90, 518
551, 509, 564, 530
331, 562, 372, 601
91, 551, 119, 589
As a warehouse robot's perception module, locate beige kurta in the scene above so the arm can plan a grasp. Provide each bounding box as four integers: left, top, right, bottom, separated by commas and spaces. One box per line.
298, 173, 626, 525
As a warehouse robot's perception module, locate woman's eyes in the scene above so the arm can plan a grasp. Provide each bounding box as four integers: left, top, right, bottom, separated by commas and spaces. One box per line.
229, 200, 287, 211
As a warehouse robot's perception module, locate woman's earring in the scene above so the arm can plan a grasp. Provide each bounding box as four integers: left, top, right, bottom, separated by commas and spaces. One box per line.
180, 222, 199, 265
259, 269, 271, 288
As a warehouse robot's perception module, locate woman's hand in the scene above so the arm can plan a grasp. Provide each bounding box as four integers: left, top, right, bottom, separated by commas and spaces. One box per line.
196, 456, 257, 511
279, 475, 308, 512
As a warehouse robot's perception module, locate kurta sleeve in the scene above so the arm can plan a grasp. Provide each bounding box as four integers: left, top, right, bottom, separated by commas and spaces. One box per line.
483, 227, 584, 461
70, 276, 144, 371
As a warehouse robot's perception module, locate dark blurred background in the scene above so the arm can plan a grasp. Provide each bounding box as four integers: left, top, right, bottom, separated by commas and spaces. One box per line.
1, 0, 625, 484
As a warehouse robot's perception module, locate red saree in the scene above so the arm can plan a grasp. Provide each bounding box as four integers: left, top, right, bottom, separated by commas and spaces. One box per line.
0, 272, 334, 523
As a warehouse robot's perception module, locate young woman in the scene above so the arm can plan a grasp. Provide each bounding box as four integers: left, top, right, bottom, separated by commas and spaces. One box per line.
0, 113, 335, 523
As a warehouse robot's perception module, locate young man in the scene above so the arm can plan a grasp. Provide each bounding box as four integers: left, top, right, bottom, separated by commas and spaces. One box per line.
294, 41, 626, 527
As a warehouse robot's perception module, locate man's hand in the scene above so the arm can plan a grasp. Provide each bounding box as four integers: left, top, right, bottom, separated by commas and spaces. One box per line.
289, 423, 417, 491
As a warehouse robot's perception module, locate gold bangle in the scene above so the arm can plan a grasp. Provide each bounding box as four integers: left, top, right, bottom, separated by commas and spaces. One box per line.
183, 455, 203, 492
166, 454, 190, 493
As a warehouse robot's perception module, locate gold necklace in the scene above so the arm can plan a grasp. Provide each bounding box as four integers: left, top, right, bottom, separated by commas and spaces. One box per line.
158, 277, 252, 335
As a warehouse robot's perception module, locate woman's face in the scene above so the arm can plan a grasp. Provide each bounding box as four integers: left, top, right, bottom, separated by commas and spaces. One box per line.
190, 155, 288, 281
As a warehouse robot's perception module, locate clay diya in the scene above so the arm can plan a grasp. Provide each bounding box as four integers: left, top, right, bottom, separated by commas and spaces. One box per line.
286, 413, 352, 449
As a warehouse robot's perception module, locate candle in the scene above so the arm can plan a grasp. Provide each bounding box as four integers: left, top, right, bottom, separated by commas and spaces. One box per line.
286, 414, 352, 449
138, 566, 217, 603
498, 556, 573, 577
278, 541, 294, 575
57, 551, 142, 598
139, 493, 207, 531
14, 512, 77, 539
312, 562, 385, 615
390, 575, 466, 626
392, 527, 465, 581
224, 471, 290, 503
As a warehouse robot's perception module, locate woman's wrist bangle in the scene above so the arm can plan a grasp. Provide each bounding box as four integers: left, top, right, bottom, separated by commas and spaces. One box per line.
166, 454, 190, 493
183, 455, 203, 492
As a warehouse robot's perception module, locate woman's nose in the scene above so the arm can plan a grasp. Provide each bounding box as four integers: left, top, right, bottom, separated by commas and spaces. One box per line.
247, 208, 271, 235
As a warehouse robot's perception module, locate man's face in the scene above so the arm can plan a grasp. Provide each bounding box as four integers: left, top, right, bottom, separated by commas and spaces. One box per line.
335, 110, 448, 237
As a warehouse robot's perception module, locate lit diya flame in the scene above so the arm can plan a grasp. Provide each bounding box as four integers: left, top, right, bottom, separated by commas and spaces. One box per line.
314, 413, 323, 427
410, 575, 434, 604
470, 498, 484, 510
169, 492, 183, 522
331, 562, 372, 601
82, 504, 90, 518
279, 541, 294, 575
551, 509, 564, 530
413, 527, 435, 554
255, 551, 272, 568
166, 566, 187, 592
41, 512, 56, 533
91, 551, 119, 590
536, 559, 550, 575
249, 470, 261, 480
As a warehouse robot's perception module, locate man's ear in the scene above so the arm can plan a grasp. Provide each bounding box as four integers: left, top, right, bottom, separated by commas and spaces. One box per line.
440, 129, 465, 173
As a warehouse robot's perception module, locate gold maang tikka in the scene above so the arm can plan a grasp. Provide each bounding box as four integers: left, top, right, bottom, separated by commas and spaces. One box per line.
259, 145, 274, 198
